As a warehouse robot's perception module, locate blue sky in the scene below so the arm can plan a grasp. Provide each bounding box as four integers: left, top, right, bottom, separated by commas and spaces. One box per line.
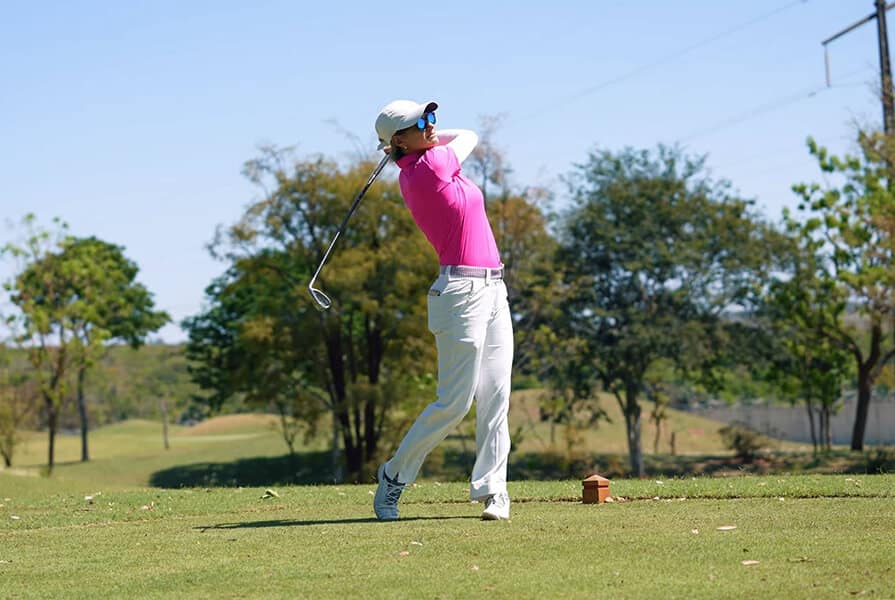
0, 0, 889, 342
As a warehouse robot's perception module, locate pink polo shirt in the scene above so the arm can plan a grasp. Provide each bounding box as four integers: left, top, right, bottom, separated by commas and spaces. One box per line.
395, 145, 501, 268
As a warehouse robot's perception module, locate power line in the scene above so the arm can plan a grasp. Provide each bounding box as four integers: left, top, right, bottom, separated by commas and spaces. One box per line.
680, 68, 874, 143
681, 85, 824, 143
519, 0, 810, 120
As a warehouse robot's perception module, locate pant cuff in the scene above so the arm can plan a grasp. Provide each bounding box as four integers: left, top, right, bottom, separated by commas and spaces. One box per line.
470, 482, 507, 500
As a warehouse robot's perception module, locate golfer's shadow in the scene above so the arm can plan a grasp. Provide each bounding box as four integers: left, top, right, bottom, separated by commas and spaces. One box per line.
195, 515, 477, 531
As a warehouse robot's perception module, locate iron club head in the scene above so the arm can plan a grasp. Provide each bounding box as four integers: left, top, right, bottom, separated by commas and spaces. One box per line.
308, 284, 332, 311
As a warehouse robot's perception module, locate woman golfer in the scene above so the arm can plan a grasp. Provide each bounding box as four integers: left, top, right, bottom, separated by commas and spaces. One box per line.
373, 99, 513, 521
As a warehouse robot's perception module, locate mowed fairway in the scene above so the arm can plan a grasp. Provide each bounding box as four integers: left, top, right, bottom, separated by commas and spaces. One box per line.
1, 413, 890, 598
2, 474, 893, 599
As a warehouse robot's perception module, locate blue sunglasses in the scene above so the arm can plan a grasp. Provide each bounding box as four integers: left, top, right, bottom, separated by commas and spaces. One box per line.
414, 112, 436, 130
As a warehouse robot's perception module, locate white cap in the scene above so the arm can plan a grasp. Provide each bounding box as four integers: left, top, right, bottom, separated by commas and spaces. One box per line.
375, 99, 438, 150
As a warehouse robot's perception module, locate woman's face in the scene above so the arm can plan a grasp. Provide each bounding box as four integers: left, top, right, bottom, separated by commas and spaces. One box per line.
392, 112, 438, 154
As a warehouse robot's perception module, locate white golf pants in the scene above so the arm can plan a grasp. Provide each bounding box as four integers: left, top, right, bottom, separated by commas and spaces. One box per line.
385, 270, 513, 499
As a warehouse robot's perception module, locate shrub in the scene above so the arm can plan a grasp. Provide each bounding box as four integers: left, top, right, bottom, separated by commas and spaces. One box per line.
719, 422, 769, 462
865, 446, 894, 474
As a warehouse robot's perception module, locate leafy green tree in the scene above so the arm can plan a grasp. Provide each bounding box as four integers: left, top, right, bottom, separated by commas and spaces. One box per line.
558, 145, 780, 476
185, 260, 329, 457
761, 245, 854, 452
2, 216, 76, 473
187, 149, 436, 479
181, 273, 251, 415
787, 133, 895, 450
60, 237, 168, 460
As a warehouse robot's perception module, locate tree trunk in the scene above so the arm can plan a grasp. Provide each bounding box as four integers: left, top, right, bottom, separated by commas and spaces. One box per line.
1, 438, 11, 467
160, 397, 170, 450
805, 397, 818, 454
363, 321, 383, 462
327, 324, 361, 479
77, 366, 89, 462
343, 436, 362, 479
273, 401, 296, 456
852, 324, 882, 451
623, 384, 644, 477
331, 416, 342, 483
851, 369, 873, 451
46, 404, 57, 474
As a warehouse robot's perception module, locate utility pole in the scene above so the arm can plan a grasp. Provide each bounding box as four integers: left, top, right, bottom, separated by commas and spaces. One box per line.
824, 3, 895, 451
876, 0, 895, 133
823, 1, 895, 133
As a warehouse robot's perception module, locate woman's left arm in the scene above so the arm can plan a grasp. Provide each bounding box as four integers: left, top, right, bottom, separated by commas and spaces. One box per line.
435, 129, 478, 164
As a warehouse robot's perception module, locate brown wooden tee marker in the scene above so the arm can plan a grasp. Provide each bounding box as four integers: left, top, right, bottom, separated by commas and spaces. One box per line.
582, 474, 611, 504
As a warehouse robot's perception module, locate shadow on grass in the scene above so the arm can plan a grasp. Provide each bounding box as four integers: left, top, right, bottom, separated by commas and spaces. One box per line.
195, 515, 478, 531
425, 447, 895, 481
150, 445, 895, 488
149, 451, 334, 488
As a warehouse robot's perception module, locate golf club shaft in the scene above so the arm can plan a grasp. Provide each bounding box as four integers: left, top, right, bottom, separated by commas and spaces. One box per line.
308, 154, 391, 289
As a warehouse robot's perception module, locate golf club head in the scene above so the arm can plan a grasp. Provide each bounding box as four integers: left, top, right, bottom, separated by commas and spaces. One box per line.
308, 286, 332, 311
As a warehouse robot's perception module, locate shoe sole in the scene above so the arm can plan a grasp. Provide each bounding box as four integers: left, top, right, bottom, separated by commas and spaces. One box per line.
481, 511, 508, 521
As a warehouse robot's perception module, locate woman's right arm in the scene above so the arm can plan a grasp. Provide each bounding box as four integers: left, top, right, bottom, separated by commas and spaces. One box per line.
435, 129, 478, 164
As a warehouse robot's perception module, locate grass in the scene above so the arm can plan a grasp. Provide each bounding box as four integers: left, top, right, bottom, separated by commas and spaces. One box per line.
2, 406, 893, 598
1, 474, 893, 599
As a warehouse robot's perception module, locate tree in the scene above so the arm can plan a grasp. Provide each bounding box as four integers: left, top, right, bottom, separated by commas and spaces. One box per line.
187, 148, 436, 479
762, 246, 854, 452
2, 216, 76, 473
182, 273, 252, 416
60, 237, 168, 461
558, 146, 780, 476
185, 261, 329, 457
788, 133, 895, 450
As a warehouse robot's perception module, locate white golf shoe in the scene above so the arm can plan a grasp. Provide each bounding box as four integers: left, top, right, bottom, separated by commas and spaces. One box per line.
374, 464, 405, 521
481, 492, 510, 520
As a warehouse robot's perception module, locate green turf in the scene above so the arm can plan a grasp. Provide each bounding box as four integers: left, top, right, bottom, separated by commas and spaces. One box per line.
1, 474, 893, 599
2, 410, 891, 597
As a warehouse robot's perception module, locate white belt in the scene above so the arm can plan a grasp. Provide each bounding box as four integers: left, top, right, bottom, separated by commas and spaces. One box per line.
440, 265, 504, 280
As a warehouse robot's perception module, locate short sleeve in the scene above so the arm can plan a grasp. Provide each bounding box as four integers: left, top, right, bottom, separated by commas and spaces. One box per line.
420, 145, 459, 183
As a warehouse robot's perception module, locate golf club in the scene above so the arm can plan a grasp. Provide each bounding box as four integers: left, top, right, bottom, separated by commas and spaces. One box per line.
308, 153, 391, 310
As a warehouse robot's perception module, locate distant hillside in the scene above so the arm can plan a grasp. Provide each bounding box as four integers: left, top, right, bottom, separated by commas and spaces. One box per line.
2, 343, 199, 429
